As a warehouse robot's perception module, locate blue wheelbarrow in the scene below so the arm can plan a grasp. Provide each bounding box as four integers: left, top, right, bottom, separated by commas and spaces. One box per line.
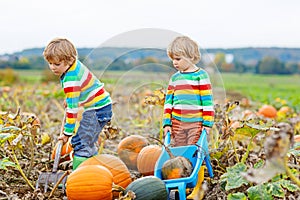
154, 129, 214, 200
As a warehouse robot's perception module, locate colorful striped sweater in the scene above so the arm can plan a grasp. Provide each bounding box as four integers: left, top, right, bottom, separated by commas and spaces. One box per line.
163, 68, 214, 128
60, 60, 112, 136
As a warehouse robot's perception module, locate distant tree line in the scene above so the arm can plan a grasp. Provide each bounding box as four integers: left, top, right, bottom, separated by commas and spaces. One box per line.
0, 51, 300, 75
211, 52, 300, 74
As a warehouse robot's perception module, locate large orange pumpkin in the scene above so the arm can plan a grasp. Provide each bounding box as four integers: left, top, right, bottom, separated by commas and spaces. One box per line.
117, 135, 149, 170
258, 105, 277, 118
51, 140, 73, 161
137, 145, 162, 176
66, 165, 113, 200
78, 154, 132, 189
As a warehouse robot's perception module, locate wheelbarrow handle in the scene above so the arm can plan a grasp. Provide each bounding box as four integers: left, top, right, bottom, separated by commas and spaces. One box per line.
53, 140, 63, 173
53, 112, 67, 173
196, 128, 208, 146
164, 131, 171, 146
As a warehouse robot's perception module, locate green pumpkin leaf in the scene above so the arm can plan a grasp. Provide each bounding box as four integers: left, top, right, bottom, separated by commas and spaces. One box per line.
0, 157, 16, 170
220, 163, 249, 191
235, 123, 278, 138
235, 124, 260, 138
270, 174, 283, 182
253, 160, 264, 169
279, 179, 300, 192
288, 142, 300, 157
0, 133, 15, 145
247, 185, 273, 200
0, 126, 21, 132
227, 192, 247, 200
266, 182, 285, 198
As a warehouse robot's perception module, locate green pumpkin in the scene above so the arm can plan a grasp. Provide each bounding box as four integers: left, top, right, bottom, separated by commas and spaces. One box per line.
162, 156, 193, 180
125, 176, 168, 200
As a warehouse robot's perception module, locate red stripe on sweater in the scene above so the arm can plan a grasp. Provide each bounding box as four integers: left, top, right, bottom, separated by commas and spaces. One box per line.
175, 85, 199, 90
81, 72, 92, 89
64, 86, 81, 93
173, 108, 201, 114
167, 85, 174, 90
203, 110, 214, 116
164, 108, 172, 114
67, 112, 77, 119
199, 84, 211, 90
80, 87, 105, 105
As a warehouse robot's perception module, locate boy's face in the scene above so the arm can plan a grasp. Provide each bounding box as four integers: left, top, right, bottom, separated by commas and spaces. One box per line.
171, 55, 193, 72
47, 60, 72, 76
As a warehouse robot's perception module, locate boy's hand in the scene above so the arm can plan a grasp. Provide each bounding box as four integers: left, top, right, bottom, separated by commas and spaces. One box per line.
63, 99, 67, 108
163, 126, 172, 136
203, 127, 211, 134
58, 134, 70, 144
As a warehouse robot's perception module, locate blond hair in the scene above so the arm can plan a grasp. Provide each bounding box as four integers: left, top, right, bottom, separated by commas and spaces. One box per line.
43, 38, 77, 64
167, 36, 201, 64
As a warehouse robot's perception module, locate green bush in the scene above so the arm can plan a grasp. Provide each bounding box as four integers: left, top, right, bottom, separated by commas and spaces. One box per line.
40, 69, 59, 82
0, 68, 19, 85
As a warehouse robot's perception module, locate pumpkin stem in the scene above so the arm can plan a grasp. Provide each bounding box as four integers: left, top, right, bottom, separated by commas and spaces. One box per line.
118, 190, 136, 200
112, 182, 126, 192
148, 136, 175, 159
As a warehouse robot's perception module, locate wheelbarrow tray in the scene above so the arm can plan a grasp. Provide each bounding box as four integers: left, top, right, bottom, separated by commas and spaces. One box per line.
154, 129, 213, 199
155, 144, 202, 188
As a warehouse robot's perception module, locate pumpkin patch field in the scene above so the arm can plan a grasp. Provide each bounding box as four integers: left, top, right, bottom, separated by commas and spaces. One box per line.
0, 71, 300, 199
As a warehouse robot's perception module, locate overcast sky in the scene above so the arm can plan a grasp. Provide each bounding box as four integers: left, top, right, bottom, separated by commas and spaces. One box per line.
0, 0, 299, 54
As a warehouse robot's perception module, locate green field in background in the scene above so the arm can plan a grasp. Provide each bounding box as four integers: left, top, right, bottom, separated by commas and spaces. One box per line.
220, 73, 300, 111
12, 70, 300, 111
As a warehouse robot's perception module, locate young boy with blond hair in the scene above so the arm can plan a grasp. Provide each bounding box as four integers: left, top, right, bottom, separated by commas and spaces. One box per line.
163, 36, 214, 145
43, 38, 112, 170
163, 36, 215, 199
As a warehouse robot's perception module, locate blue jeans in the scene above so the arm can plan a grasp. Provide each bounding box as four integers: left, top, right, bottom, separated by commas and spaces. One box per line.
71, 104, 112, 157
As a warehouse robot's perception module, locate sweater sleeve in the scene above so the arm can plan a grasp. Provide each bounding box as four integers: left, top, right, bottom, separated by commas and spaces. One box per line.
64, 86, 80, 136
162, 78, 174, 127
61, 63, 81, 136
199, 70, 215, 127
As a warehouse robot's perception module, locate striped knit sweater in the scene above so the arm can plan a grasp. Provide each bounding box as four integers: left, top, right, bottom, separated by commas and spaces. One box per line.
60, 60, 112, 136
163, 68, 214, 128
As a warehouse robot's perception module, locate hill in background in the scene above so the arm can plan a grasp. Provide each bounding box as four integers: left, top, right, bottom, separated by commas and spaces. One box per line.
2, 47, 300, 63
0, 47, 300, 73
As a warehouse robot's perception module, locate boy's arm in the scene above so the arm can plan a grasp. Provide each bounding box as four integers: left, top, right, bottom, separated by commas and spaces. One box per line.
62, 66, 81, 136
199, 71, 215, 128
162, 79, 174, 128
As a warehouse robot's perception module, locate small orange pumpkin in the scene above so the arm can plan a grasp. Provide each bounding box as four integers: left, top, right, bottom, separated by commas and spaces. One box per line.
117, 135, 149, 170
137, 145, 162, 176
78, 154, 132, 189
258, 105, 277, 118
295, 135, 300, 143
278, 106, 292, 115
51, 140, 73, 161
66, 165, 113, 200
